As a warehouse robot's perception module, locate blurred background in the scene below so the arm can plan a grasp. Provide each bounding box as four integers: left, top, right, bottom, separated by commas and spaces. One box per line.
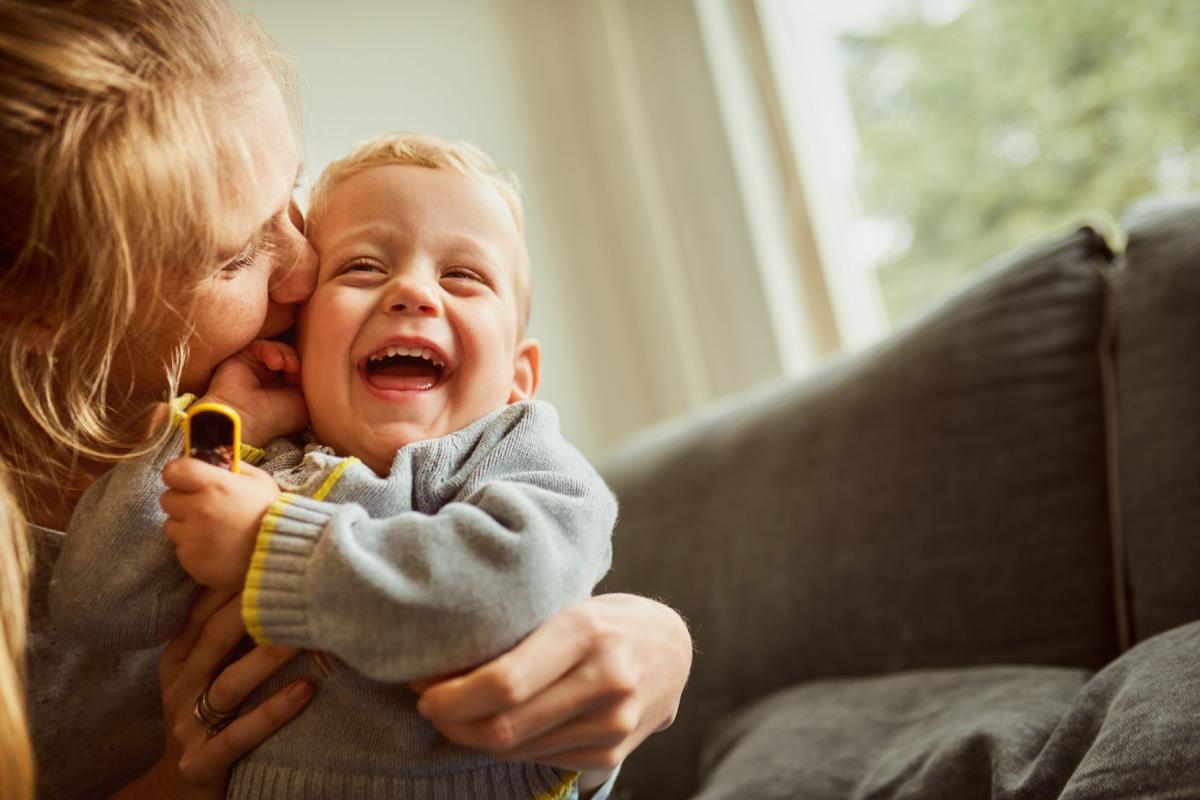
240, 0, 1200, 457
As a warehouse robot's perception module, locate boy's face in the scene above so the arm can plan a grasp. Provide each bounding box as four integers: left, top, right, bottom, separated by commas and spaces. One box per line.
298, 164, 539, 475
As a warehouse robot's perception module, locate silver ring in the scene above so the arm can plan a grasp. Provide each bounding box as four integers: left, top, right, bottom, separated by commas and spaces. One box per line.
193, 688, 237, 737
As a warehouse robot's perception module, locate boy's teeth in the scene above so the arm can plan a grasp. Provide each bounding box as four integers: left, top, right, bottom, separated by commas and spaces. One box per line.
366, 346, 445, 368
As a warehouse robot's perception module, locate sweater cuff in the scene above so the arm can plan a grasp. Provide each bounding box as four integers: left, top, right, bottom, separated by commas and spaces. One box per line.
168, 393, 198, 431
242, 493, 335, 644
581, 766, 620, 800
168, 393, 266, 464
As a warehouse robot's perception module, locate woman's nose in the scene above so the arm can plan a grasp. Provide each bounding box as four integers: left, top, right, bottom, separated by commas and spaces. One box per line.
270, 238, 318, 305
258, 229, 317, 339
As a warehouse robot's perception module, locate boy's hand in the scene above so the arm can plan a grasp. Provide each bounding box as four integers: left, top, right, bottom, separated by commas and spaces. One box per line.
205, 339, 307, 446
161, 460, 281, 591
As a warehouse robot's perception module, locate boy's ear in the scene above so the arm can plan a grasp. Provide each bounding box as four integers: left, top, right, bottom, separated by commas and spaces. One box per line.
508, 338, 541, 403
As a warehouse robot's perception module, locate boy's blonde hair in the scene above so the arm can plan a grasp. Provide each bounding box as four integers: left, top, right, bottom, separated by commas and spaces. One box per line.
0, 0, 292, 509
308, 134, 532, 331
0, 465, 31, 800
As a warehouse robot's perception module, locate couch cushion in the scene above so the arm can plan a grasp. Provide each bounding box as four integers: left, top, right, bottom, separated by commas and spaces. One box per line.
697, 622, 1200, 800
1114, 196, 1200, 641
696, 666, 1088, 800
600, 228, 1118, 800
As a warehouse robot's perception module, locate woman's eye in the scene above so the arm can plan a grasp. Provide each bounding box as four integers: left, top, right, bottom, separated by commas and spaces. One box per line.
220, 236, 276, 277
220, 252, 255, 275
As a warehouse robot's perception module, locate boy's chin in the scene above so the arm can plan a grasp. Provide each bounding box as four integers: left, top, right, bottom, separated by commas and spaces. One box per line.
358, 425, 440, 472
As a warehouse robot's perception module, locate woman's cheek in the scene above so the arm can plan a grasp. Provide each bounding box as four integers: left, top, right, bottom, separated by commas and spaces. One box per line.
259, 297, 300, 339
180, 283, 271, 388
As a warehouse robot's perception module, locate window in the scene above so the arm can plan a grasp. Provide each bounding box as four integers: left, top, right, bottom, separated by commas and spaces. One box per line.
753, 0, 1200, 325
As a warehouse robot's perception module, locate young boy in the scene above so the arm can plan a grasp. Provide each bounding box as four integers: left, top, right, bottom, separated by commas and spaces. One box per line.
50, 134, 617, 800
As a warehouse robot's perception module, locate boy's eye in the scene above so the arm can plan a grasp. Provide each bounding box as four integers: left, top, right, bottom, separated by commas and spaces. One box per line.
343, 260, 385, 274
443, 266, 484, 282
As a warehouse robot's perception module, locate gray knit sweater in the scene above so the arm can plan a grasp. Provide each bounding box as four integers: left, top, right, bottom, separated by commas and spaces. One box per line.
50, 400, 616, 799
28, 524, 164, 800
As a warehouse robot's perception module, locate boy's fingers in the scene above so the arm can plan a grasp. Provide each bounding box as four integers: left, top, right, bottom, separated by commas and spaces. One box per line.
238, 462, 277, 489
260, 337, 299, 361
247, 338, 275, 364
159, 489, 183, 518
240, 462, 267, 478
248, 338, 299, 374
230, 351, 276, 384
163, 517, 184, 544
261, 344, 285, 372
163, 457, 228, 492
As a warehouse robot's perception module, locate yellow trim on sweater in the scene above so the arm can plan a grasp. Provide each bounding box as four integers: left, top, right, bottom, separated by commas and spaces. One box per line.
242, 494, 292, 643
313, 456, 359, 500
533, 773, 580, 800
241, 457, 357, 643
168, 394, 198, 431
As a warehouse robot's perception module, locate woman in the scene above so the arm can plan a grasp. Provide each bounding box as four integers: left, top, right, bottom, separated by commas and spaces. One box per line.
0, 466, 32, 800
0, 1, 691, 797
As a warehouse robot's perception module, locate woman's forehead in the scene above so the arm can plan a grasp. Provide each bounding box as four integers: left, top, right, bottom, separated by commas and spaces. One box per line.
214, 72, 299, 256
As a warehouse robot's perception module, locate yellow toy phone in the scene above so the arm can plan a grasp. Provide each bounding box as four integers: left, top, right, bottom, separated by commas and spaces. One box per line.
184, 402, 241, 473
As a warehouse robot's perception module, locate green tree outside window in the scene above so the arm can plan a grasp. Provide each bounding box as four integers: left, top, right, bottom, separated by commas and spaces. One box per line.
841, 0, 1200, 321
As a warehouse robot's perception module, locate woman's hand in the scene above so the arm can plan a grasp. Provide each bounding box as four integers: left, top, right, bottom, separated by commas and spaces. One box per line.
412, 594, 692, 792
114, 589, 313, 799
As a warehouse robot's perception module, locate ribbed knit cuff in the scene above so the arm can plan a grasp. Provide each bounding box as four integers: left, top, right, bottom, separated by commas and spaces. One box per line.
228, 761, 577, 800
242, 493, 334, 644
168, 393, 266, 464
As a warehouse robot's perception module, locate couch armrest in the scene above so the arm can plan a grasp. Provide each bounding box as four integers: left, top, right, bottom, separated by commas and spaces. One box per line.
599, 227, 1118, 800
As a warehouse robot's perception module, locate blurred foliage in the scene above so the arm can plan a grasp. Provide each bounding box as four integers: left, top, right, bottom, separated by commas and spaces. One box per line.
840, 0, 1200, 321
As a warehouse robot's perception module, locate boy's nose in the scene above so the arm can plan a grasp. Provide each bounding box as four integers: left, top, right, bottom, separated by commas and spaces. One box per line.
384, 279, 441, 317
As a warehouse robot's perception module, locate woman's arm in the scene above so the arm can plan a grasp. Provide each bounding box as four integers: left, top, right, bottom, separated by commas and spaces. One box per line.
412, 593, 692, 791
110, 590, 312, 800
50, 430, 199, 650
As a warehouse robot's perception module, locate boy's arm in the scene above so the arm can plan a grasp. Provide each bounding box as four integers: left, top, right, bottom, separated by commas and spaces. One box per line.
243, 402, 617, 683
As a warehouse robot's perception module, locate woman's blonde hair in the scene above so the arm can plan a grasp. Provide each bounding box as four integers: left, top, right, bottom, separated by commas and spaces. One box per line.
0, 0, 292, 511
0, 464, 31, 799
307, 133, 532, 330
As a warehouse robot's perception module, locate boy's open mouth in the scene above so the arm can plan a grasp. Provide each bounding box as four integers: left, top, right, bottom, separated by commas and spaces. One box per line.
363, 345, 446, 391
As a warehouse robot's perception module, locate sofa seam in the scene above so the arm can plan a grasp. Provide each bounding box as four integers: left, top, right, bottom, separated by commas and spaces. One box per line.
1093, 243, 1131, 654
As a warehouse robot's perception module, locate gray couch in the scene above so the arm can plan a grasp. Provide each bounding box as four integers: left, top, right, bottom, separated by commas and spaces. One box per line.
598, 196, 1200, 799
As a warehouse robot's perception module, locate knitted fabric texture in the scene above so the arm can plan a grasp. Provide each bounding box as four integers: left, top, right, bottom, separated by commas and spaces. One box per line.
51, 400, 615, 798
